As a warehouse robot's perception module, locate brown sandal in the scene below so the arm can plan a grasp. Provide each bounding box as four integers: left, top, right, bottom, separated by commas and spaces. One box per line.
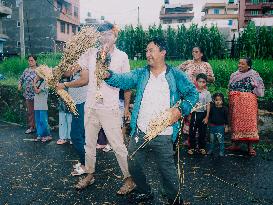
75, 176, 95, 190
116, 178, 136, 195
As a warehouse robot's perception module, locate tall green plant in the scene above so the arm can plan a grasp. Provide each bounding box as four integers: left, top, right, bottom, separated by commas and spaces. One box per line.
240, 21, 257, 58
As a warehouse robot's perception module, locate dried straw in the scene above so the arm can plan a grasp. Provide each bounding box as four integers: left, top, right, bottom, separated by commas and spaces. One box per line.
35, 26, 101, 115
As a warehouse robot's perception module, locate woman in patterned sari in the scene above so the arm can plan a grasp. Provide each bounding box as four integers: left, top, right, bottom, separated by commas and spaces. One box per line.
227, 58, 264, 156
179, 47, 215, 84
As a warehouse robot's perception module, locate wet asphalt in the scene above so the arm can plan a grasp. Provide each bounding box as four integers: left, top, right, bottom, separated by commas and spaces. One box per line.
0, 121, 273, 205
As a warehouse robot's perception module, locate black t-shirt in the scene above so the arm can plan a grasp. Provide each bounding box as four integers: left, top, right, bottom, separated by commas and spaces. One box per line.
209, 105, 228, 125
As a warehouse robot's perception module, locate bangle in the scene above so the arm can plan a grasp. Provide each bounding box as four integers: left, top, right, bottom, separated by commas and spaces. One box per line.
177, 106, 182, 115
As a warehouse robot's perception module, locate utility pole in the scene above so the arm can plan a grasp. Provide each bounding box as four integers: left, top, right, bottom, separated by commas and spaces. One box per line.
137, 6, 140, 25
19, 0, 25, 58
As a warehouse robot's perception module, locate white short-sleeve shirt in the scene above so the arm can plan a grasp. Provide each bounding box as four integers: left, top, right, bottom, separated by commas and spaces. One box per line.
82, 46, 130, 110
137, 71, 173, 135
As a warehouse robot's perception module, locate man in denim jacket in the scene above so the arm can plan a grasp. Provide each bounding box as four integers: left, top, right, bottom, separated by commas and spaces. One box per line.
105, 37, 198, 204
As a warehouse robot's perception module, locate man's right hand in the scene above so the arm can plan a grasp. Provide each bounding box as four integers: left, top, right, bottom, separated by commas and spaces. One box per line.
103, 71, 110, 79
56, 83, 65, 90
18, 83, 22, 91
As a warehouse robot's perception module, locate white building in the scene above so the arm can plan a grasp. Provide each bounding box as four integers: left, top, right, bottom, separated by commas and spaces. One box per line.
201, 0, 239, 40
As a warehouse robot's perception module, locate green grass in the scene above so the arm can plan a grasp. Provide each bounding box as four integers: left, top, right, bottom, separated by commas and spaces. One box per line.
0, 77, 18, 86
0, 54, 273, 101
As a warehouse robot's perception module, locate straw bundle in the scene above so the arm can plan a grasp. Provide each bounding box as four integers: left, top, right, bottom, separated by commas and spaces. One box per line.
51, 26, 101, 87
143, 102, 204, 142
35, 26, 101, 115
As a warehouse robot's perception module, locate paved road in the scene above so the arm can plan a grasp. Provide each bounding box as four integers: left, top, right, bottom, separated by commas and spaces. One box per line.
0, 121, 273, 205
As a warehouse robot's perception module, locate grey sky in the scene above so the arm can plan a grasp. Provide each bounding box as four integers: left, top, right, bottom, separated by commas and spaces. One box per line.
79, 0, 170, 28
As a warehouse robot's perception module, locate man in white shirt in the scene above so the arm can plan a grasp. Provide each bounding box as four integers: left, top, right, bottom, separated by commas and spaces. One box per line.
74, 23, 135, 195
104, 37, 198, 204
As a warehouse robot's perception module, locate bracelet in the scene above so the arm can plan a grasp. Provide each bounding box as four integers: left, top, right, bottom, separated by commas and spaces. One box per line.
177, 106, 182, 115
64, 82, 68, 88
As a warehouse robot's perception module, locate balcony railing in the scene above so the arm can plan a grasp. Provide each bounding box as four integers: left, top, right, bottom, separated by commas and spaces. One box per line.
245, 13, 273, 17
202, 3, 226, 11
160, 12, 194, 20
246, 1, 273, 7
201, 14, 238, 21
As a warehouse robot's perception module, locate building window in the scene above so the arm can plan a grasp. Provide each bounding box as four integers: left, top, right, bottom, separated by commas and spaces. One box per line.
16, 0, 20, 7
74, 6, 79, 17
60, 21, 65, 33
269, 10, 273, 14
214, 9, 220, 14
228, 19, 233, 26
67, 24, 70, 34
163, 19, 172, 24
228, 0, 235, 3
251, 0, 260, 4
17, 41, 21, 47
251, 10, 259, 15
178, 19, 186, 23
57, 1, 62, 12
17, 21, 20, 27
72, 25, 77, 34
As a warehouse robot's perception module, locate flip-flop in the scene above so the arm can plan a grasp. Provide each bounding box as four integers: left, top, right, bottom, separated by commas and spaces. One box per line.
56, 139, 67, 145
41, 136, 53, 143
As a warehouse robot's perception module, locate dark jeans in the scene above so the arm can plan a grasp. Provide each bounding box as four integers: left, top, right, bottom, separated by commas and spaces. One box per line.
128, 128, 180, 200
71, 102, 85, 165
189, 111, 207, 149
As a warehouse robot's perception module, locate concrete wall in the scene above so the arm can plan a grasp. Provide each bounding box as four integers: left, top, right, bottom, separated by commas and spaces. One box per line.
3, 0, 57, 55
203, 19, 238, 29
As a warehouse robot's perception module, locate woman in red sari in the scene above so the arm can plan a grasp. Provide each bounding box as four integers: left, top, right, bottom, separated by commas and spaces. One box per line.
227, 58, 264, 156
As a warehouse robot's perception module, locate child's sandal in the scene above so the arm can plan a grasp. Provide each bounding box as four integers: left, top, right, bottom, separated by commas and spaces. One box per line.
187, 149, 194, 155
199, 149, 206, 155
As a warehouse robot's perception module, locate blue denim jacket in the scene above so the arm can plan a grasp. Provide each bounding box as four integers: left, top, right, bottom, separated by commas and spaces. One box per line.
105, 64, 198, 141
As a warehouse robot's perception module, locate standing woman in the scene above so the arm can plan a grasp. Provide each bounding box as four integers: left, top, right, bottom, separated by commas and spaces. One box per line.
227, 58, 264, 156
18, 55, 38, 134
179, 46, 215, 84
179, 47, 215, 144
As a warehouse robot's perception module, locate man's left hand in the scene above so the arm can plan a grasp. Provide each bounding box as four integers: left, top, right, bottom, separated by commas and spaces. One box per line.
169, 108, 182, 125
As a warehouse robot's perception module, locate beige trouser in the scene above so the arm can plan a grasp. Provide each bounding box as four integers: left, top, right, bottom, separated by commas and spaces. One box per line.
84, 107, 130, 179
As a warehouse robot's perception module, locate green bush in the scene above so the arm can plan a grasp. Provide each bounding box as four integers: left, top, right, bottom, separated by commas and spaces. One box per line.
117, 24, 225, 60
0, 53, 62, 78
235, 21, 273, 59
